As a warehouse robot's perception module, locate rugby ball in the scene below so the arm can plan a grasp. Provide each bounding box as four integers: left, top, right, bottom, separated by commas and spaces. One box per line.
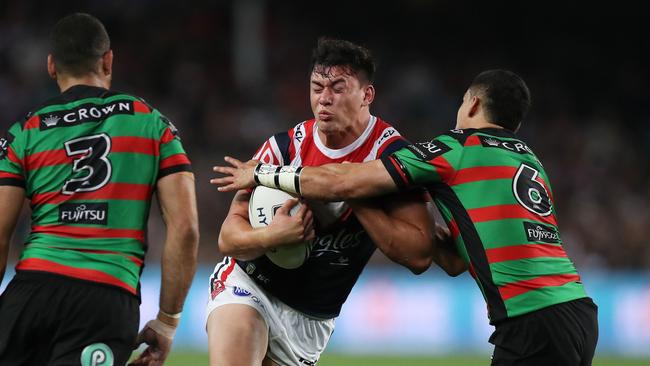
248, 186, 311, 269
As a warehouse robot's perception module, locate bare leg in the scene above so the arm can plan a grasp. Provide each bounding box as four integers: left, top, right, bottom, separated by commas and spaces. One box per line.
208, 304, 269, 366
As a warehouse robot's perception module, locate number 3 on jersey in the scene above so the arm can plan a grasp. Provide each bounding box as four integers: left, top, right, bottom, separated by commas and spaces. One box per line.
513, 163, 552, 217
62, 133, 112, 195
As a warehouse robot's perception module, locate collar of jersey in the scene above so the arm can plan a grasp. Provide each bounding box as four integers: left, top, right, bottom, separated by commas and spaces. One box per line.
47, 85, 111, 106
313, 115, 377, 159
469, 127, 517, 138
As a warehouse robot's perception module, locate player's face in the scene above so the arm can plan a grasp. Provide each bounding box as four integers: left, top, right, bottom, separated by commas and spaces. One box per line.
310, 66, 368, 134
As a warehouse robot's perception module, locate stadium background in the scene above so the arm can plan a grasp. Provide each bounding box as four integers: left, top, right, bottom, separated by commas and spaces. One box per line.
1, 1, 649, 364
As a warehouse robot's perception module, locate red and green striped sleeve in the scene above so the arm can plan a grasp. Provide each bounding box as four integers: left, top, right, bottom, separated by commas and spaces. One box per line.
155, 112, 191, 179
0, 122, 26, 187
380, 134, 463, 188
11, 91, 191, 296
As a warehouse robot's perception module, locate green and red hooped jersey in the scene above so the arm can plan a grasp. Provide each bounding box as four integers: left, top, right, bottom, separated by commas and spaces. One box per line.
381, 128, 588, 324
0, 85, 191, 296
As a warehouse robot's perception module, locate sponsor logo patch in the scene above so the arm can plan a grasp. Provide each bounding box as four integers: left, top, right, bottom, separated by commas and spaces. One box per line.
0, 137, 8, 160
406, 140, 451, 160
524, 222, 561, 243
0, 130, 13, 161
233, 287, 251, 297
311, 228, 365, 259
294, 122, 305, 143
59, 202, 108, 225
210, 279, 225, 300
40, 100, 135, 130
80, 343, 114, 366
376, 127, 397, 147
478, 135, 533, 155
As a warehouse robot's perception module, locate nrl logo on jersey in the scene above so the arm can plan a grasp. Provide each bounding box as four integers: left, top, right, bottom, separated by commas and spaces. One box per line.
59, 202, 108, 225
40, 100, 136, 130
478, 135, 533, 155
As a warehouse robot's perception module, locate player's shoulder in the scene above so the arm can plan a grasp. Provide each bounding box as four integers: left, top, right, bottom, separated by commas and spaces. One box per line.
18, 86, 160, 132
286, 118, 314, 141
368, 115, 399, 136
435, 128, 474, 145
373, 116, 399, 130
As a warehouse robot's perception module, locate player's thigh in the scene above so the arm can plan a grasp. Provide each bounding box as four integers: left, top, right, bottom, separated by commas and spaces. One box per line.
207, 304, 269, 366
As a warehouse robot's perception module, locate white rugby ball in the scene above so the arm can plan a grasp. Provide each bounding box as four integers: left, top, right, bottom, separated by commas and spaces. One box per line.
248, 186, 311, 269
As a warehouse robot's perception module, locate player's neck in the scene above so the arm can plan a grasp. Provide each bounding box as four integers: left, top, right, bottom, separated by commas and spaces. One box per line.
317, 112, 371, 149
458, 116, 503, 131
56, 74, 111, 93
472, 121, 504, 130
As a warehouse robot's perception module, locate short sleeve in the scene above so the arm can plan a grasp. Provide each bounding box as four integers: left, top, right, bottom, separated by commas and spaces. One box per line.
380, 134, 461, 190
156, 113, 192, 179
252, 133, 289, 165
0, 122, 26, 187
378, 135, 410, 159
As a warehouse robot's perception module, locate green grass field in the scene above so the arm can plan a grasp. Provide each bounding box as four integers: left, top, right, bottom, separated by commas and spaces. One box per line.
162, 352, 650, 365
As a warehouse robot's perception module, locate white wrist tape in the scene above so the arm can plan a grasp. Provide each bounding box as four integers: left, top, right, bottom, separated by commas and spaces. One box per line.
146, 318, 177, 340
254, 164, 302, 195
159, 310, 182, 319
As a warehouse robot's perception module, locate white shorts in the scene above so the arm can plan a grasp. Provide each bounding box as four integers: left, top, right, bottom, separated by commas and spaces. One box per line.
206, 257, 335, 366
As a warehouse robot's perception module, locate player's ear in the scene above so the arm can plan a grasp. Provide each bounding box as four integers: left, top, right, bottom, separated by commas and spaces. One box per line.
362, 84, 375, 107
47, 54, 57, 80
101, 50, 113, 77
468, 95, 480, 117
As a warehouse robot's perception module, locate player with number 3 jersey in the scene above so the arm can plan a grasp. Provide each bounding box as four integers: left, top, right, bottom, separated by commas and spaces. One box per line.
0, 13, 198, 366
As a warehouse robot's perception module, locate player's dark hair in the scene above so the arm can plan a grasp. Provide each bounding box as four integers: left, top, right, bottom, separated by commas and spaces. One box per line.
310, 37, 375, 84
50, 13, 110, 76
469, 69, 531, 131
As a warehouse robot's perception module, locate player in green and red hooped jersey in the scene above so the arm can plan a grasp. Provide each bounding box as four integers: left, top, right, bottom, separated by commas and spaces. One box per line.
212, 69, 598, 366
0, 13, 199, 366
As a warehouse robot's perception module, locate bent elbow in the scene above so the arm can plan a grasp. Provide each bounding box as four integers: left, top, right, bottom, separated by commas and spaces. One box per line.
217, 234, 233, 257
408, 256, 433, 275
443, 262, 468, 277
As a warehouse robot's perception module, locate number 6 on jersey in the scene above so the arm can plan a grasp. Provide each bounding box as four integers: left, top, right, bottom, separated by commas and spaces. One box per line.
513, 163, 552, 217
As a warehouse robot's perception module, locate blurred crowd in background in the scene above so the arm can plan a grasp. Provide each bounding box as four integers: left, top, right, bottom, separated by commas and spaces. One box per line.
1, 1, 648, 270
